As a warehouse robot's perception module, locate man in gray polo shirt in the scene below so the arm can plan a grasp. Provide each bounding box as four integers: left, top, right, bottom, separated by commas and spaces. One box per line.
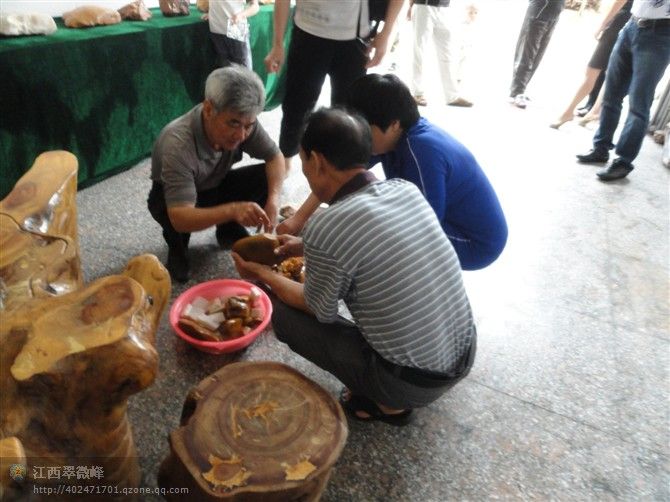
148, 65, 284, 282
233, 108, 476, 426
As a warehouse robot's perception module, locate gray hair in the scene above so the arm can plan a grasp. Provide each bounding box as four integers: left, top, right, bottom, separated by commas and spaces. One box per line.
204, 65, 265, 115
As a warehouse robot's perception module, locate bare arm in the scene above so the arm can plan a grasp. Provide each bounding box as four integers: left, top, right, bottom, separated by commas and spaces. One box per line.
275, 192, 321, 236
264, 151, 286, 230
595, 0, 627, 39
366, 0, 406, 68
264, 0, 291, 73
232, 252, 310, 312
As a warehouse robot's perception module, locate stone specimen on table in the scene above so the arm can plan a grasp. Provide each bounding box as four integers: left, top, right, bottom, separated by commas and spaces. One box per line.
118, 0, 152, 21
159, 0, 190, 17
62, 5, 122, 28
0, 13, 57, 36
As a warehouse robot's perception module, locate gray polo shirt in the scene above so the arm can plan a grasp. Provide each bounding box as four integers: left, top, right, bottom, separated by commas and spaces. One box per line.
303, 178, 475, 374
151, 104, 279, 207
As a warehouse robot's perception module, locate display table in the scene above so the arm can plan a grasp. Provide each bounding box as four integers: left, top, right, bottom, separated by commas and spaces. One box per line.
0, 5, 290, 197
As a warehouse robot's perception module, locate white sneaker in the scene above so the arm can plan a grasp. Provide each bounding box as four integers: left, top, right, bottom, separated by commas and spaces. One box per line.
513, 94, 529, 109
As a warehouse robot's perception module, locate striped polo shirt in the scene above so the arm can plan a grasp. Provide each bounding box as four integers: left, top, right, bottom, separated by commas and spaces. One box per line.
303, 178, 475, 374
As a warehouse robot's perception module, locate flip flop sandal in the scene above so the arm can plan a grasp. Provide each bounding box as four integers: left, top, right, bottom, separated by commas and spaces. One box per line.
339, 389, 413, 427
413, 95, 428, 107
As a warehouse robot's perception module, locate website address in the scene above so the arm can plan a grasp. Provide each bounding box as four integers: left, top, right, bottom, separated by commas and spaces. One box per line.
33, 485, 189, 496
121, 487, 189, 496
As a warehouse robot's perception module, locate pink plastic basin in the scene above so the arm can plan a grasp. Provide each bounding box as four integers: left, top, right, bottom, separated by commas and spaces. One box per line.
169, 279, 272, 354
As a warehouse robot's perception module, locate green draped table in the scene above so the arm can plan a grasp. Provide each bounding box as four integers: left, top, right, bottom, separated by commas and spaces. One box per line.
0, 5, 290, 197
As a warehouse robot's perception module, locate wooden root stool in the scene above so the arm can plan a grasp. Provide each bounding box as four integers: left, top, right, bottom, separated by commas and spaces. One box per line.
158, 361, 348, 501
0, 151, 171, 499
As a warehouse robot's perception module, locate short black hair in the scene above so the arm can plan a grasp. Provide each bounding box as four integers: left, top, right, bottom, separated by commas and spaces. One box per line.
300, 107, 372, 171
346, 73, 420, 131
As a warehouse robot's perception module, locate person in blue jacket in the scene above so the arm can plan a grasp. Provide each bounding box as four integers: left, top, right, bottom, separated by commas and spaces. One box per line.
278, 73, 507, 271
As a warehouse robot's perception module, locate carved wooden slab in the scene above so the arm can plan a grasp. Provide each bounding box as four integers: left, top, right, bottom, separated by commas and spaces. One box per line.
158, 361, 348, 501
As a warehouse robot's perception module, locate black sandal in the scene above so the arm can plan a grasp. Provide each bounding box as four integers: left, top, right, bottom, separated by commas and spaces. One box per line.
339, 390, 413, 427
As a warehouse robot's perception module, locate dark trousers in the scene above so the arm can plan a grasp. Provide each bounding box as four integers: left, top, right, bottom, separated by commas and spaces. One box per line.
147, 163, 268, 260
210, 32, 252, 69
510, 0, 564, 97
279, 26, 368, 157
271, 298, 476, 410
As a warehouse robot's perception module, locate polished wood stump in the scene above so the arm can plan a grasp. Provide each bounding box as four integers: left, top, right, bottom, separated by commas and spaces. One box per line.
159, 361, 348, 501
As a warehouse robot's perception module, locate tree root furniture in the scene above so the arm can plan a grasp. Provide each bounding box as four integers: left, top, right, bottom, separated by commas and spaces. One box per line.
0, 151, 171, 499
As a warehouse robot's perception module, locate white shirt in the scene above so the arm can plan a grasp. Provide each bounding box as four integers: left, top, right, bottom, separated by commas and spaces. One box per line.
294, 0, 371, 41
631, 0, 670, 19
209, 0, 248, 36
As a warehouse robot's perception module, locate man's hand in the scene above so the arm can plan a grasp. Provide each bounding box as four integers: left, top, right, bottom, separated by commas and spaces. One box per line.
264, 46, 285, 73
233, 202, 271, 228
274, 234, 303, 258
231, 252, 272, 282
233, 250, 309, 312
365, 32, 391, 69
276, 215, 304, 236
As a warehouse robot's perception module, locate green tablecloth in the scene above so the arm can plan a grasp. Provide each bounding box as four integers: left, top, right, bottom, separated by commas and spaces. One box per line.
0, 5, 290, 197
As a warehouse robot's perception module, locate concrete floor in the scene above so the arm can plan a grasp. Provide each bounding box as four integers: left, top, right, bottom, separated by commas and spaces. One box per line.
74, 2, 669, 500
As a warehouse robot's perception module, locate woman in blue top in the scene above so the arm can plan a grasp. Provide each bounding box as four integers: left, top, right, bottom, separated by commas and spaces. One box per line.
278, 74, 507, 270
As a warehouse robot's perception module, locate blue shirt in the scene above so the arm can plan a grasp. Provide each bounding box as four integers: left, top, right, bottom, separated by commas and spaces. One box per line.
372, 117, 507, 270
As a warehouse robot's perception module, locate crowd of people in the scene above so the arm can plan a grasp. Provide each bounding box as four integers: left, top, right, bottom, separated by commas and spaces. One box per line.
147, 0, 669, 425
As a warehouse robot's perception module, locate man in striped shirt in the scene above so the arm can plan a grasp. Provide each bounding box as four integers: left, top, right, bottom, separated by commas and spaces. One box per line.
233, 107, 476, 426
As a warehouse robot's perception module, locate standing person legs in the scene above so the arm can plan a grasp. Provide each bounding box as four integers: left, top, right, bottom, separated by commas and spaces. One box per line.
328, 40, 368, 106
510, 4, 536, 98
590, 23, 670, 180
591, 27, 633, 156
611, 26, 670, 165
412, 4, 432, 105
511, 0, 560, 104
580, 70, 606, 114
210, 33, 251, 68
279, 27, 334, 171
431, 5, 460, 104
551, 66, 602, 128
580, 83, 605, 125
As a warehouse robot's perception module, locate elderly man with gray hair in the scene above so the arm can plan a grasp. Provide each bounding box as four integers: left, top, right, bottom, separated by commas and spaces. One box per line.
148, 65, 285, 282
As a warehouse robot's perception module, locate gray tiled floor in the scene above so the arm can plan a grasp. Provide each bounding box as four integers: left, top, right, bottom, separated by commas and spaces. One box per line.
73, 3, 668, 500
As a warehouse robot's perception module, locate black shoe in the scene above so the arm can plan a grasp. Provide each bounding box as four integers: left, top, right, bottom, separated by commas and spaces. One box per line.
575, 105, 591, 117
167, 248, 190, 283
597, 158, 633, 181
216, 222, 250, 248
576, 148, 609, 164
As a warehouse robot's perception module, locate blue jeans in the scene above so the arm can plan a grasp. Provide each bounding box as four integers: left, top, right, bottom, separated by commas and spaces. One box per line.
593, 20, 670, 164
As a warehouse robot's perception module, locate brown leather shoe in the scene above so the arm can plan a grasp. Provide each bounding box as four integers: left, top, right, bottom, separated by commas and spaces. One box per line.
448, 97, 473, 107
